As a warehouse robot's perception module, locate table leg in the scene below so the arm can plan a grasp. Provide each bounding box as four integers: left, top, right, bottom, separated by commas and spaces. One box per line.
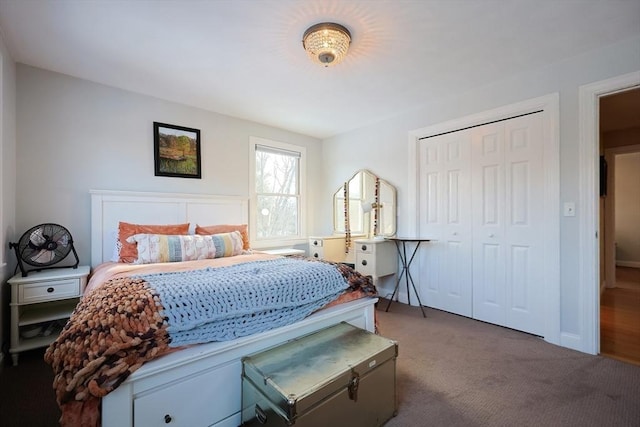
385, 241, 404, 312
386, 241, 427, 317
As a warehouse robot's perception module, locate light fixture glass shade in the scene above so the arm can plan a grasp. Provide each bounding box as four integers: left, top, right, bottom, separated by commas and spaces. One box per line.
303, 22, 351, 67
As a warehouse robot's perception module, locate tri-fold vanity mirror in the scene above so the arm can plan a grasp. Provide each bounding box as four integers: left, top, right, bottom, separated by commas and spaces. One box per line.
333, 169, 397, 240
308, 169, 397, 271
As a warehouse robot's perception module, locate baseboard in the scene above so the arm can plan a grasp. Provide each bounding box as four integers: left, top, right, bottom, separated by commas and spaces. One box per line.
559, 332, 586, 353
616, 260, 640, 268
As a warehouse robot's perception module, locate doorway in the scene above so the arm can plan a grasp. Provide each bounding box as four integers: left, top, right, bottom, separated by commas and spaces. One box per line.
599, 88, 640, 364
579, 72, 640, 356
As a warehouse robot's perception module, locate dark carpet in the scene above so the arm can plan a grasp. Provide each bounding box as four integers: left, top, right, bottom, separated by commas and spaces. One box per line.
1, 300, 639, 426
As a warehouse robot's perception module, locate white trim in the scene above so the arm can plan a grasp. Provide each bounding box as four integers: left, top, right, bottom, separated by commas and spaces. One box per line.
578, 71, 640, 355
408, 93, 560, 345
559, 332, 583, 352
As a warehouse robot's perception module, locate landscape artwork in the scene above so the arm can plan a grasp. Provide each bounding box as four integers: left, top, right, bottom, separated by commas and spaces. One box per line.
153, 122, 202, 178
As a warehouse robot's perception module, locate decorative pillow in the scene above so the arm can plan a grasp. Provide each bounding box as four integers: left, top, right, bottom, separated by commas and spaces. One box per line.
195, 224, 250, 250
126, 231, 244, 264
117, 222, 190, 263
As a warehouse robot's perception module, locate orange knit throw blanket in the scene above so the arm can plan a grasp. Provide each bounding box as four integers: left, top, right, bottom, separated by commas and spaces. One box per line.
44, 276, 171, 426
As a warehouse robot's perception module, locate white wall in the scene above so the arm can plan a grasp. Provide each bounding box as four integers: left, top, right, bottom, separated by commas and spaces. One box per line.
321, 35, 640, 346
615, 152, 640, 266
15, 65, 322, 266
0, 29, 17, 363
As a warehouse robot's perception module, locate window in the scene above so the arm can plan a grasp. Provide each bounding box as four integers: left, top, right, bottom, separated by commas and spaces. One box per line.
250, 137, 306, 247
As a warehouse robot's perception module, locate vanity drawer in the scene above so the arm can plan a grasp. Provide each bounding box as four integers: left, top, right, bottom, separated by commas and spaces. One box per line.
354, 239, 398, 280
308, 236, 347, 263
310, 247, 325, 259
19, 279, 81, 304
357, 254, 376, 276
357, 242, 374, 254
309, 238, 323, 248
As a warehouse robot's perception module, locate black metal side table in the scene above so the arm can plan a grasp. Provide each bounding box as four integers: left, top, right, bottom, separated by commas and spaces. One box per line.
385, 238, 430, 317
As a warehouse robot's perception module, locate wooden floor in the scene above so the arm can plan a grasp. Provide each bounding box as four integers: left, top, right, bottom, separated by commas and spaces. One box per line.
600, 266, 640, 366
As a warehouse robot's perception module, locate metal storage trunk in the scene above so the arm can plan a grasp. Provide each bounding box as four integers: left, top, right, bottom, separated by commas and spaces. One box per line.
241, 322, 398, 427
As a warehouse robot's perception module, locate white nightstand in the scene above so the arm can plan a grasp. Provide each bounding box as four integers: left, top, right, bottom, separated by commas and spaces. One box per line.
8, 265, 90, 366
261, 248, 306, 257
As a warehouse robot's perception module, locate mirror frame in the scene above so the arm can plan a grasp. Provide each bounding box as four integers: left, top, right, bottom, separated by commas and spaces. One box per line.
333, 169, 397, 238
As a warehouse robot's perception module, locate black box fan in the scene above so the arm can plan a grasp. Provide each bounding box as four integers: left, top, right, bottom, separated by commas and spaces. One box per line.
9, 223, 79, 277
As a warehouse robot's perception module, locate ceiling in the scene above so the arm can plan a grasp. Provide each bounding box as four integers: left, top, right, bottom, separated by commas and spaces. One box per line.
0, 0, 638, 139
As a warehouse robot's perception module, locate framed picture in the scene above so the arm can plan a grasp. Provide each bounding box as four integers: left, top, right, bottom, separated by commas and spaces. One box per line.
154, 122, 202, 179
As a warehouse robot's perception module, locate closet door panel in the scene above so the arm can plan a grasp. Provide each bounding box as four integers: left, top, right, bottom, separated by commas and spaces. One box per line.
472, 124, 506, 325
418, 141, 441, 303
503, 114, 545, 335
418, 132, 472, 316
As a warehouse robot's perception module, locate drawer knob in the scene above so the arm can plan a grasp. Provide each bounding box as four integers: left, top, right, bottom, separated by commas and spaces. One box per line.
47, 287, 54, 293
313, 240, 318, 246
361, 245, 367, 251
164, 414, 172, 423
313, 253, 319, 258
361, 260, 368, 266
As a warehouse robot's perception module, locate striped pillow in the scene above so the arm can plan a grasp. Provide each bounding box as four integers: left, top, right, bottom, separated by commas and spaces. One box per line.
126, 231, 244, 264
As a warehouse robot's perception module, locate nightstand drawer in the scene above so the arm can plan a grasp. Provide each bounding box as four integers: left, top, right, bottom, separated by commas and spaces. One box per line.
19, 279, 80, 304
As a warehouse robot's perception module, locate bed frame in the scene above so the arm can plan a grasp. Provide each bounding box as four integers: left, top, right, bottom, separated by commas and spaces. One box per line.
90, 190, 378, 427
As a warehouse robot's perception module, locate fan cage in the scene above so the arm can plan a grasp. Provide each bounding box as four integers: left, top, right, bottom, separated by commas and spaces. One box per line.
9, 223, 79, 277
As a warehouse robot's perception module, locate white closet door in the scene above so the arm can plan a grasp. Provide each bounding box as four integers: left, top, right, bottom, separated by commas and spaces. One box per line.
418, 113, 545, 336
471, 114, 545, 336
418, 131, 472, 317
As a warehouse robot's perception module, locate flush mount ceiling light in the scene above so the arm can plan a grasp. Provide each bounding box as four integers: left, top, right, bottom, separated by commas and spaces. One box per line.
302, 22, 351, 67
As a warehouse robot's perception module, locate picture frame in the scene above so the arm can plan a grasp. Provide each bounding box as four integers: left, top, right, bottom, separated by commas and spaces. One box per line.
154, 122, 202, 179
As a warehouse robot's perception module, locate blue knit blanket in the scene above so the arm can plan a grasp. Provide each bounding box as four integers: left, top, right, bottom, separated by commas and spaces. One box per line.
136, 258, 349, 347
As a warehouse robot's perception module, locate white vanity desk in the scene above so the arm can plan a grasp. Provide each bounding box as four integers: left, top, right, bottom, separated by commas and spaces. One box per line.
311, 169, 398, 286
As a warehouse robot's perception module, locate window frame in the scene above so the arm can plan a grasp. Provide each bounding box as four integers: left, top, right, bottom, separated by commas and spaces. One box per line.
249, 136, 307, 248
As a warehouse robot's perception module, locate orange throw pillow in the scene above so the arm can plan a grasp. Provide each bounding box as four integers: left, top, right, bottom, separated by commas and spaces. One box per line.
195, 224, 250, 250
117, 222, 190, 263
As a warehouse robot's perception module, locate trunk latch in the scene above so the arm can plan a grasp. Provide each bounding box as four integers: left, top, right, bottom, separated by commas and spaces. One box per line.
348, 371, 360, 402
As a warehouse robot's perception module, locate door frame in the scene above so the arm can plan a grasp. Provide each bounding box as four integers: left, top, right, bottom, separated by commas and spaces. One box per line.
407, 93, 560, 345
578, 71, 640, 355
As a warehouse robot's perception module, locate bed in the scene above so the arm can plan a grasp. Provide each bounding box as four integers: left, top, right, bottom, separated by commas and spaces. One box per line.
46, 190, 378, 427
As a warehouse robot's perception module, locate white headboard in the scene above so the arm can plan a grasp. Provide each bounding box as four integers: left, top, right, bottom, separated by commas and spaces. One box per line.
90, 190, 248, 267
